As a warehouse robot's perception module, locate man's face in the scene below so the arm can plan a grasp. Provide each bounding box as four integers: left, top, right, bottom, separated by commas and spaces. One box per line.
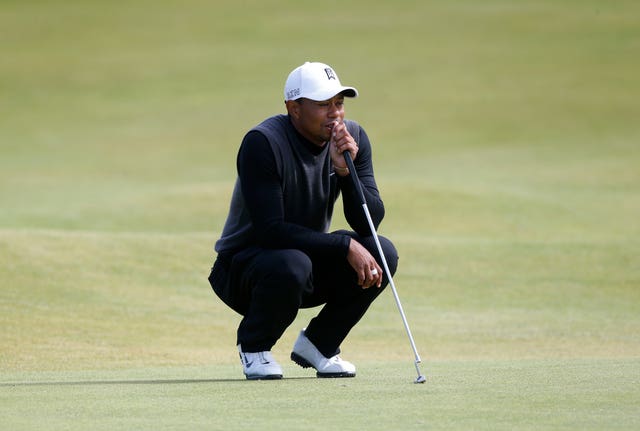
288, 95, 345, 146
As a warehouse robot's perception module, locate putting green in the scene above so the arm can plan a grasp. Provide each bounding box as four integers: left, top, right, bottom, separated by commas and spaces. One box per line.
1, 0, 639, 429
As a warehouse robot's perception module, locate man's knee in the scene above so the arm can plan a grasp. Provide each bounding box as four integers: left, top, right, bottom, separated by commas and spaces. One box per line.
270, 249, 312, 284
261, 249, 313, 292
377, 236, 398, 275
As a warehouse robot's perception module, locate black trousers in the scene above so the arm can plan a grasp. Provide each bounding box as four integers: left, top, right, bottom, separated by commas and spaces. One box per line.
208, 230, 398, 358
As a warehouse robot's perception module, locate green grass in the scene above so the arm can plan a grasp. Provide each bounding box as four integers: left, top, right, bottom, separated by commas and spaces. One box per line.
1, 0, 639, 429
2, 359, 638, 431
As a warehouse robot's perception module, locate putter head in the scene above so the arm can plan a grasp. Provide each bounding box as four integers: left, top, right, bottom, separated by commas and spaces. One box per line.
414, 375, 426, 384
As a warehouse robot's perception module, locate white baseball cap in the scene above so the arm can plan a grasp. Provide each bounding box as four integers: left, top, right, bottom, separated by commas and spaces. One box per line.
284, 62, 358, 102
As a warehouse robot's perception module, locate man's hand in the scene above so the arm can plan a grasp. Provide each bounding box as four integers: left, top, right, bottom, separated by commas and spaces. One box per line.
329, 121, 358, 176
346, 238, 383, 288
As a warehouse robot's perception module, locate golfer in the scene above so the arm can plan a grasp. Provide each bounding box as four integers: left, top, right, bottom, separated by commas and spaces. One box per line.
208, 61, 398, 380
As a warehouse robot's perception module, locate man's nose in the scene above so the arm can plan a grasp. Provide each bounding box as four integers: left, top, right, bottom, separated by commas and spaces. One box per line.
328, 103, 340, 118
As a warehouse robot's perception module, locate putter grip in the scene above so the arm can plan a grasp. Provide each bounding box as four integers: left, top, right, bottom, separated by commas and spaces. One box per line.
343, 152, 366, 205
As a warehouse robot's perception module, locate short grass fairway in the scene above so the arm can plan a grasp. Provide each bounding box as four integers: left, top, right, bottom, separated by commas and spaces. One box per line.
1, 0, 639, 430
1, 360, 638, 431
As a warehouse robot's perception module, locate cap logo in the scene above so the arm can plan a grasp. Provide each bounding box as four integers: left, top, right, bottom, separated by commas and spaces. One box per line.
324, 68, 336, 80
287, 88, 301, 100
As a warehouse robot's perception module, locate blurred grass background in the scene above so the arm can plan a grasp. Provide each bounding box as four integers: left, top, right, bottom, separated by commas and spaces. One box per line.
1, 0, 638, 367
0, 0, 640, 430
1, 0, 639, 429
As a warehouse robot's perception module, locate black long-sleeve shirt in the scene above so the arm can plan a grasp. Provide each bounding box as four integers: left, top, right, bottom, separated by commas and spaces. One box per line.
214, 114, 384, 258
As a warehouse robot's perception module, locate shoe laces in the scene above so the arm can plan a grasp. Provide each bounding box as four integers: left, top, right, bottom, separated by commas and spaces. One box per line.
242, 351, 274, 365
257, 351, 273, 364
328, 355, 343, 364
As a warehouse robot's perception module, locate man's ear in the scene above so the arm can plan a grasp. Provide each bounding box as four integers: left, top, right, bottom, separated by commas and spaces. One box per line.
285, 100, 300, 120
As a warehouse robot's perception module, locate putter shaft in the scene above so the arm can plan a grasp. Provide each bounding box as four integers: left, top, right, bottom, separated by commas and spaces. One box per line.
343, 152, 425, 381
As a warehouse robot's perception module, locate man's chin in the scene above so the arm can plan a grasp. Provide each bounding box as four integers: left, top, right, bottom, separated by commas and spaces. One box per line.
321, 130, 332, 143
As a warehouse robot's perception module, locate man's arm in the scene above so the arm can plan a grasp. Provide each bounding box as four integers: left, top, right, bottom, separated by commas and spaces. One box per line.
338, 126, 385, 236
238, 131, 351, 256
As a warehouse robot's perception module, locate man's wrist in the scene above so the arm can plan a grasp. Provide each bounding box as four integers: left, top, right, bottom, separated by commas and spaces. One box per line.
334, 165, 350, 176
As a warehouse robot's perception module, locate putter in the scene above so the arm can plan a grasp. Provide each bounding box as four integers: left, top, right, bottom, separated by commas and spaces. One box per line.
343, 151, 426, 384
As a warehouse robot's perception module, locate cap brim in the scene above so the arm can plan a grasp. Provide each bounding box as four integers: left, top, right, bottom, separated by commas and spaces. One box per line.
340, 88, 358, 98
305, 86, 359, 101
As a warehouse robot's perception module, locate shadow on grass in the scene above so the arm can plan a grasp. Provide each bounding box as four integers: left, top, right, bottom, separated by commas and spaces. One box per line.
0, 376, 317, 387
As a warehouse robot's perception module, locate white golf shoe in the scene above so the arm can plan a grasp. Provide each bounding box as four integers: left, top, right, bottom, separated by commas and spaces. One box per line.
238, 345, 283, 380
290, 329, 356, 378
